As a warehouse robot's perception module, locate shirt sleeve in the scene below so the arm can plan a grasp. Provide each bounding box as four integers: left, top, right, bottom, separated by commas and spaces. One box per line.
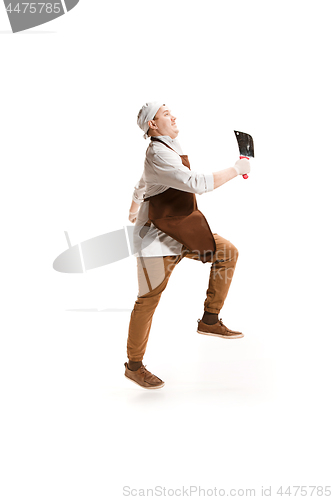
152, 149, 214, 195
132, 173, 146, 204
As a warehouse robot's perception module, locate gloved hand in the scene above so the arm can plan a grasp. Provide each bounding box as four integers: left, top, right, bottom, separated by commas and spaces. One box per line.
233, 158, 251, 176
129, 210, 139, 223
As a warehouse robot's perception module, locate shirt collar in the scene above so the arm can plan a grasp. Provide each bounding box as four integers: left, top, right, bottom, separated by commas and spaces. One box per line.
151, 135, 183, 155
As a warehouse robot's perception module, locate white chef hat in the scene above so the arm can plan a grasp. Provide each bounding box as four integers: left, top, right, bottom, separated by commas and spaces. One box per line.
137, 101, 164, 139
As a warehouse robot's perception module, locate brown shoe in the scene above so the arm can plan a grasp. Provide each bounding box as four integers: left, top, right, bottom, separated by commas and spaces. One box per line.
124, 362, 165, 389
197, 318, 244, 339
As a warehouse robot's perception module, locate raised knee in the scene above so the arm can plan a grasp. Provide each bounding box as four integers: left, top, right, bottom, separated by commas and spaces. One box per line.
231, 244, 239, 261
215, 242, 239, 262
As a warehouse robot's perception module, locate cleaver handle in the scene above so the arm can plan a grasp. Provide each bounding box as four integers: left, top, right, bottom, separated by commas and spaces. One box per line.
240, 156, 249, 179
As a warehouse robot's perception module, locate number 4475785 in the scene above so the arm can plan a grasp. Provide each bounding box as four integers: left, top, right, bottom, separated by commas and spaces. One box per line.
6, 3, 61, 14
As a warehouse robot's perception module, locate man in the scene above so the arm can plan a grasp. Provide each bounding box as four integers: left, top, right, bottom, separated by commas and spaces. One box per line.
125, 102, 251, 389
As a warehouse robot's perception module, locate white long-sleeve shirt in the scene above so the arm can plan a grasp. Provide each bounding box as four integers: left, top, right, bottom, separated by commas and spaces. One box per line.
132, 135, 215, 257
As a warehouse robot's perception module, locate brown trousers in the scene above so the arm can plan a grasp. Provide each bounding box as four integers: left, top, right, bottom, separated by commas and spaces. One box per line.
127, 233, 239, 361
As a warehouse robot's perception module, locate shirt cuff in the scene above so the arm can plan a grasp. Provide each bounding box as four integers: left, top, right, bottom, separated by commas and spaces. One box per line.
204, 173, 215, 193
132, 193, 143, 204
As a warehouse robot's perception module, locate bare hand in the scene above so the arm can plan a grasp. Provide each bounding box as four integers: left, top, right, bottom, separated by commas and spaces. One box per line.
129, 211, 138, 223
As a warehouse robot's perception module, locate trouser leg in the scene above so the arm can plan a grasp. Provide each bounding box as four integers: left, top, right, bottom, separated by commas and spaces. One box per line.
204, 234, 239, 313
185, 233, 239, 314
127, 253, 182, 361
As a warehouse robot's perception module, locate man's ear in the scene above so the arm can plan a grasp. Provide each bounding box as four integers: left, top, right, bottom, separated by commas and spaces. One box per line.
148, 119, 157, 130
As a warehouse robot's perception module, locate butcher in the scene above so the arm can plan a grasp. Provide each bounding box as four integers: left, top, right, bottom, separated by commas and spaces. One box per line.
124, 102, 251, 389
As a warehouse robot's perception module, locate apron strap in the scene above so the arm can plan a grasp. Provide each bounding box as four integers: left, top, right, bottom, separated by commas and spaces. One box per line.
150, 137, 190, 169
150, 136, 177, 153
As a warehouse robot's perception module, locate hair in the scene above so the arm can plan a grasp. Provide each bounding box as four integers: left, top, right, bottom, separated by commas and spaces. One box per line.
147, 126, 153, 137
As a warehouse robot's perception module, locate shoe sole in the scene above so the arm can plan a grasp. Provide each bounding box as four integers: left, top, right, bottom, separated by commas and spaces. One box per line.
124, 374, 165, 389
197, 329, 244, 339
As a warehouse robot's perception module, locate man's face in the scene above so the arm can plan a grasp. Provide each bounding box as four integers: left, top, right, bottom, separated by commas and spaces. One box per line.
149, 105, 179, 139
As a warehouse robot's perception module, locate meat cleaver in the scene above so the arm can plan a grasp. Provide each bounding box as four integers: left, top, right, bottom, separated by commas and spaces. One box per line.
234, 130, 255, 179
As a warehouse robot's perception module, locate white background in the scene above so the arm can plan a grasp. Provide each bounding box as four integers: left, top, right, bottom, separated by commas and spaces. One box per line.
1, 1, 332, 499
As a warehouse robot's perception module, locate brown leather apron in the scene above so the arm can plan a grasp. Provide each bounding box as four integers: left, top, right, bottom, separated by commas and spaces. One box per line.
143, 137, 216, 263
